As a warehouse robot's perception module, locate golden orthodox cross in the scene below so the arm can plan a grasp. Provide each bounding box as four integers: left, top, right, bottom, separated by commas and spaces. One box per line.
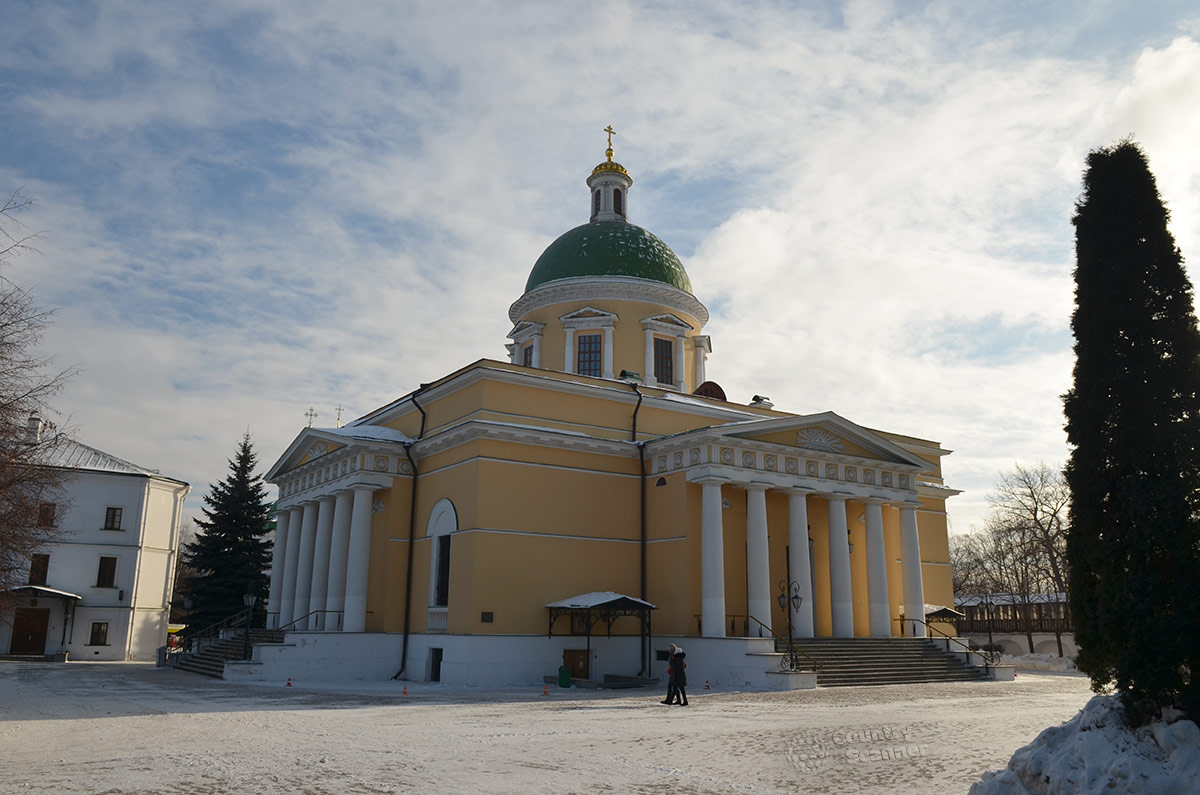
604, 125, 616, 148
305, 406, 318, 427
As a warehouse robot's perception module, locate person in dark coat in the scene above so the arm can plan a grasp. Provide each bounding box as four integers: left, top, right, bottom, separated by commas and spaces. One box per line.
670, 649, 688, 705
660, 643, 679, 704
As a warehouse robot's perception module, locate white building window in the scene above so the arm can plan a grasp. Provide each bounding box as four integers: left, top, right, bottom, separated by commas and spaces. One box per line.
104, 506, 123, 530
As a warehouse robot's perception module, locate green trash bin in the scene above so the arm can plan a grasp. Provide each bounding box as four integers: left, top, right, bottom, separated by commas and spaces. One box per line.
558, 664, 573, 688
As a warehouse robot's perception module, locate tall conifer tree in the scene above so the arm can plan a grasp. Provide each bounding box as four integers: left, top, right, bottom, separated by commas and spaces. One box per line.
181, 433, 272, 629
1064, 140, 1200, 724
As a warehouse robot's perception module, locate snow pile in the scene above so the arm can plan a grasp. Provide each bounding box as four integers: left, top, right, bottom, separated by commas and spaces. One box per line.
1000, 653, 1077, 672
970, 695, 1200, 794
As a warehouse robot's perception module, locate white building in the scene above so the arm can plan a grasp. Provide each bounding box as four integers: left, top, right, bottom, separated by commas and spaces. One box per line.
1, 425, 190, 661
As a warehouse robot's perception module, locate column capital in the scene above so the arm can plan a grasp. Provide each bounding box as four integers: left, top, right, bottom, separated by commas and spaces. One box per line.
692, 475, 729, 487
742, 482, 770, 493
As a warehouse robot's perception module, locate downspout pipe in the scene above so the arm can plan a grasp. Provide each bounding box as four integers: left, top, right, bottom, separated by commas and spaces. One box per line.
393, 387, 428, 680
628, 381, 646, 674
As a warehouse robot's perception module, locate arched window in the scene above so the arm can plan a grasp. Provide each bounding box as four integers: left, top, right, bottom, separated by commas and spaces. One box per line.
593, 190, 601, 215
613, 188, 623, 215
427, 499, 457, 608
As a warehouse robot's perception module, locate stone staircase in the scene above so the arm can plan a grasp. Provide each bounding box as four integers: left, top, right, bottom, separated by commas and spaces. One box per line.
172, 629, 285, 678
780, 637, 989, 687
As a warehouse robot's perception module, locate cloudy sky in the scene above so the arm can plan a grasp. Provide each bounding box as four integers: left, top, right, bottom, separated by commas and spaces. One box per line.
3, 1, 1200, 534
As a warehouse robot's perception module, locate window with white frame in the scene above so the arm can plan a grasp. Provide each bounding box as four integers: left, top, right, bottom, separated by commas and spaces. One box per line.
653, 337, 674, 386
577, 333, 602, 377
103, 506, 123, 530
427, 499, 457, 609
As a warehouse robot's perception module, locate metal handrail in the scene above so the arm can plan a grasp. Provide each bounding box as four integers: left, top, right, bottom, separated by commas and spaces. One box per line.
276, 610, 344, 632
905, 616, 996, 672
172, 607, 257, 658
742, 614, 820, 670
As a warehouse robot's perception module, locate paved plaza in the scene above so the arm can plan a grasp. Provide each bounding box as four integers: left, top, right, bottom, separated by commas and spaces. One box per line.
0, 662, 1093, 794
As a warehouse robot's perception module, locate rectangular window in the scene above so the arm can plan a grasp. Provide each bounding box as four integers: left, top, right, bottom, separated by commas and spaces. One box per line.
522, 344, 533, 367
37, 502, 56, 527
654, 337, 674, 385
577, 333, 602, 377
29, 554, 49, 586
104, 506, 123, 530
96, 556, 117, 588
434, 535, 451, 607
88, 622, 109, 646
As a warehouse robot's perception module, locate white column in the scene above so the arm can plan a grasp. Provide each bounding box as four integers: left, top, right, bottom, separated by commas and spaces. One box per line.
786, 488, 815, 637
267, 509, 290, 629
644, 329, 655, 385
700, 478, 727, 637
864, 500, 890, 638
564, 328, 575, 373
324, 490, 353, 630
279, 506, 303, 627
343, 486, 377, 633
507, 343, 518, 364
308, 496, 336, 630
603, 326, 614, 379
694, 337, 708, 386
900, 505, 926, 637
827, 495, 854, 637
531, 332, 542, 368
675, 334, 686, 391
291, 502, 319, 630
745, 484, 771, 634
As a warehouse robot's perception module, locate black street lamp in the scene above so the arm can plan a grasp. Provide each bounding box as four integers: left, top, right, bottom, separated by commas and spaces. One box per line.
776, 579, 803, 671
242, 592, 258, 660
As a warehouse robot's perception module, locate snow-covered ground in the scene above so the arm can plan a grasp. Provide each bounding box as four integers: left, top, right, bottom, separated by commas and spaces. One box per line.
971, 695, 1200, 794
1000, 653, 1078, 672
1, 662, 1098, 794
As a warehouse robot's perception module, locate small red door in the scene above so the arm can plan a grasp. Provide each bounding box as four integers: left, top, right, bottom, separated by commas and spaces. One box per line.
10, 608, 50, 655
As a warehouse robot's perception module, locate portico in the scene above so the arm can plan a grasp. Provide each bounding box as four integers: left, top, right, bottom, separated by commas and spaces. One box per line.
654, 412, 932, 642
265, 428, 408, 632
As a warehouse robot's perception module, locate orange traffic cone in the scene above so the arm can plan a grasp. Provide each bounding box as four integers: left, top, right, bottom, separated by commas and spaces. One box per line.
402, 685, 408, 695
704, 680, 710, 691
285, 678, 292, 687
542, 684, 549, 696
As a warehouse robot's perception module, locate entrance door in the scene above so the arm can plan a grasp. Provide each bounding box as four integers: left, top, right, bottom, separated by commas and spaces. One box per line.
563, 649, 589, 680
10, 608, 50, 655
429, 648, 443, 682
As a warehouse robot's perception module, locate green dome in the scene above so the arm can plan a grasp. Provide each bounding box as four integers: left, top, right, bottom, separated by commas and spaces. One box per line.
525, 221, 693, 294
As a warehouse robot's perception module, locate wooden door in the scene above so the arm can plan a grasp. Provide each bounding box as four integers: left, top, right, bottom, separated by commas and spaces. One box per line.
563, 649, 589, 680
10, 608, 50, 655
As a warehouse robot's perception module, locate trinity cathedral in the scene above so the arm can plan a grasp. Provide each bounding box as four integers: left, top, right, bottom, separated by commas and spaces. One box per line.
259, 134, 960, 687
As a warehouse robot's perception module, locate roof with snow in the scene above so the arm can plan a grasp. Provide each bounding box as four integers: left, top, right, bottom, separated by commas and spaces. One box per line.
322, 424, 413, 444
545, 591, 657, 610
43, 438, 163, 477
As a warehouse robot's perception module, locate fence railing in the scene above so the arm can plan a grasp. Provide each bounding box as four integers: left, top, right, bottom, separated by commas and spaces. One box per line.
956, 617, 1073, 634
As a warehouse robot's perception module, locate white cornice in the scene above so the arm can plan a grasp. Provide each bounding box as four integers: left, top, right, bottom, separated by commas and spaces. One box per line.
414, 418, 635, 460
509, 276, 709, 326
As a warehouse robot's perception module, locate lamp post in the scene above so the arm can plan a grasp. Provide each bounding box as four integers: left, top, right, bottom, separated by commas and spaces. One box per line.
242, 592, 258, 660
777, 579, 803, 671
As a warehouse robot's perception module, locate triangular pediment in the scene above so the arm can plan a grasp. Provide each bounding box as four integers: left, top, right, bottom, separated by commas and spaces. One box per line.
507, 320, 545, 339
266, 424, 412, 481
559, 306, 617, 322
711, 412, 930, 469
641, 312, 693, 331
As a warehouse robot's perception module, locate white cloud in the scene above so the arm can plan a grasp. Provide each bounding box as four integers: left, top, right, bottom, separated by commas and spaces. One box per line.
2, 2, 1199, 537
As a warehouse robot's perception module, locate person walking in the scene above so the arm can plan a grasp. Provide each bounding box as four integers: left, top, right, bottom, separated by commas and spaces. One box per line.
670, 648, 688, 706
660, 643, 679, 704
